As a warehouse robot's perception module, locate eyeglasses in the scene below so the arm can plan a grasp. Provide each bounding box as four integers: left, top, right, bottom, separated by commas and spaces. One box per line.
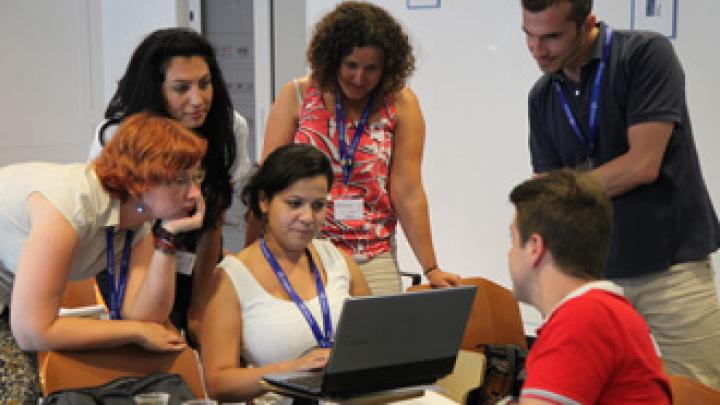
169, 170, 205, 190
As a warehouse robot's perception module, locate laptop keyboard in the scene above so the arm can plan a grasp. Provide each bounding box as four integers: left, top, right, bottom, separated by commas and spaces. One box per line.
285, 373, 324, 390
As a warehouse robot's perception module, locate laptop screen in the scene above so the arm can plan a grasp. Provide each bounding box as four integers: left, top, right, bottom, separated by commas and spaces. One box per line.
263, 285, 477, 398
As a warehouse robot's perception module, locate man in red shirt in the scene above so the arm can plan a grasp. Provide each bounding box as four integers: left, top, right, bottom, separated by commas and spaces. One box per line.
508, 169, 671, 404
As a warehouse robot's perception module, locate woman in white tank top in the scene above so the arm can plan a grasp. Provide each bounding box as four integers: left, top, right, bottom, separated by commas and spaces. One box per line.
199, 144, 370, 404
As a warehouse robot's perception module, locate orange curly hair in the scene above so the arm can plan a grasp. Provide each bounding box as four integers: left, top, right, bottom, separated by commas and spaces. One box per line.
93, 113, 207, 201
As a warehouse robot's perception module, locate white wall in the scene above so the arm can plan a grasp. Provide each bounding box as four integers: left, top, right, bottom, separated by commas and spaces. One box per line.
0, 0, 101, 165
304, 0, 720, 331
0, 0, 189, 166
100, 0, 184, 108
1, 0, 718, 331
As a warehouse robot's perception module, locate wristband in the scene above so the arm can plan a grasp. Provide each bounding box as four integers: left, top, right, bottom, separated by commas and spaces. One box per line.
152, 222, 177, 242
153, 236, 177, 255
152, 222, 178, 255
423, 265, 438, 276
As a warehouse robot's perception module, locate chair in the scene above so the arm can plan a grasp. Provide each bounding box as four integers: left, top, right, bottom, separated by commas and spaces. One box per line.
38, 278, 206, 398
407, 277, 527, 352
58, 278, 104, 308
40, 344, 205, 398
670, 374, 720, 405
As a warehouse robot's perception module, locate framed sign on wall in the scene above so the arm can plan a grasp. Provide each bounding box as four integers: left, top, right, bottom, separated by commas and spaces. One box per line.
631, 0, 677, 38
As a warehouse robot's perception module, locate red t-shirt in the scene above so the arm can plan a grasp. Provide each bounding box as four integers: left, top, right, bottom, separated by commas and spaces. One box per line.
521, 288, 672, 404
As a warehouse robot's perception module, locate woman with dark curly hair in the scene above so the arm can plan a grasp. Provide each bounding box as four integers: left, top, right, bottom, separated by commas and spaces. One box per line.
262, 1, 459, 294
87, 28, 251, 342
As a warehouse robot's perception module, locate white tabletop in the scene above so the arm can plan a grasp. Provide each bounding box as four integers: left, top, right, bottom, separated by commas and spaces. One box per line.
391, 389, 458, 404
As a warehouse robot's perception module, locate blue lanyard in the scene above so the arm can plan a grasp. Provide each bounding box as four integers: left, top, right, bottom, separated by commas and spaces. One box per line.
105, 227, 134, 320
259, 237, 333, 348
335, 87, 375, 185
553, 26, 613, 159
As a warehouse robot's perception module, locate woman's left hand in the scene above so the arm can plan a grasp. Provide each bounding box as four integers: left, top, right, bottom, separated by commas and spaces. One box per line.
162, 193, 206, 234
426, 267, 461, 288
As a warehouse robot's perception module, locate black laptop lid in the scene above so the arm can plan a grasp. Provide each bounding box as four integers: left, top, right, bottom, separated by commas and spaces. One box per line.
321, 285, 476, 395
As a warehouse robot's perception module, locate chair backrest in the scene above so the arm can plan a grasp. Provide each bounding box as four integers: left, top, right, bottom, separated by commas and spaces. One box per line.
59, 278, 104, 308
39, 279, 205, 398
670, 374, 720, 405
40, 344, 205, 398
408, 277, 527, 351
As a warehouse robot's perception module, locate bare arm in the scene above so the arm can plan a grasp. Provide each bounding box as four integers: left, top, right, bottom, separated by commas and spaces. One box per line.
341, 250, 370, 296
245, 78, 304, 246
390, 88, 460, 287
122, 192, 206, 322
200, 268, 328, 402
186, 224, 223, 342
591, 122, 672, 197
120, 232, 175, 322
261, 78, 302, 162
10, 194, 184, 352
245, 78, 307, 246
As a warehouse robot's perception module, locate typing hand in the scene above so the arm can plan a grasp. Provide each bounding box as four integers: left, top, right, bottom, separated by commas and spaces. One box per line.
294, 348, 331, 371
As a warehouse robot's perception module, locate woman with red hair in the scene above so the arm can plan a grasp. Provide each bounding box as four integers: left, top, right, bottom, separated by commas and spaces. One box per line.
0, 113, 207, 400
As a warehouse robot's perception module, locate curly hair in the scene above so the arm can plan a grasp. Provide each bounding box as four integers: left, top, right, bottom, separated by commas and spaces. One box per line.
307, 1, 415, 94
102, 28, 235, 229
94, 113, 207, 201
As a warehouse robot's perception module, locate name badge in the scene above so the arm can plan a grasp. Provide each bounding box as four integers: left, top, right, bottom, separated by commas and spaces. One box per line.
334, 198, 364, 221
176, 251, 197, 275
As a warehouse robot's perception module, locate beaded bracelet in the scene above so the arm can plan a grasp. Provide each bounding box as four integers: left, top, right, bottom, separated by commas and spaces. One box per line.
152, 222, 177, 255
153, 236, 177, 255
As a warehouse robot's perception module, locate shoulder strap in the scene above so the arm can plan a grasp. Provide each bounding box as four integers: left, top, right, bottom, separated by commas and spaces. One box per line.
292, 78, 303, 106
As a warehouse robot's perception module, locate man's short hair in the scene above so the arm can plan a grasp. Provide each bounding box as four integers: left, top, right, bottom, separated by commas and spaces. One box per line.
509, 169, 612, 279
521, 0, 593, 27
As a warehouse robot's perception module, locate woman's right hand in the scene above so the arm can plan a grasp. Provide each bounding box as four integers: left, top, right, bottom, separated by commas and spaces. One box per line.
162, 193, 206, 234
135, 322, 186, 352
284, 348, 331, 371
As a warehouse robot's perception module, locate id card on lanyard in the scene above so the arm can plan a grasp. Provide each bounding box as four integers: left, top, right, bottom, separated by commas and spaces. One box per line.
260, 237, 333, 348
554, 26, 613, 170
105, 227, 134, 320
333, 87, 374, 222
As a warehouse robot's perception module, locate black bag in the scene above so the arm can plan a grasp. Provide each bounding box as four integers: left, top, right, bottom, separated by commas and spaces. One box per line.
42, 372, 195, 405
465, 344, 527, 405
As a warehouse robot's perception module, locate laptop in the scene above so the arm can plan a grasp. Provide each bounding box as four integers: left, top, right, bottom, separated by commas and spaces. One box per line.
262, 285, 476, 399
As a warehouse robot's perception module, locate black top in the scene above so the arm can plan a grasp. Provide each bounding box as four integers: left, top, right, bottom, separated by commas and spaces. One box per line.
528, 22, 720, 278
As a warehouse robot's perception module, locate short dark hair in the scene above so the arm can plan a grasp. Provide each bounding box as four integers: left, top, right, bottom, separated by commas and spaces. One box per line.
509, 169, 612, 279
521, 0, 592, 27
242, 144, 333, 220
307, 1, 415, 94
103, 28, 236, 230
